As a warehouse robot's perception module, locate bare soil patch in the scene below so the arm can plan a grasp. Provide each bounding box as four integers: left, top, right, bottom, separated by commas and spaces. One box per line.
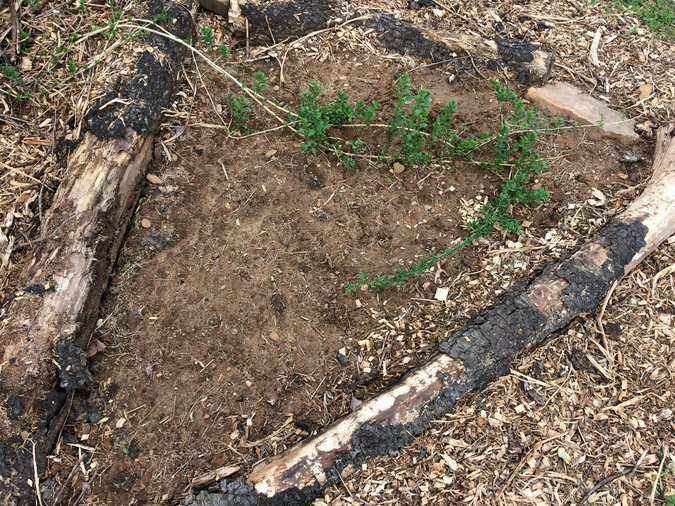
56, 51, 649, 503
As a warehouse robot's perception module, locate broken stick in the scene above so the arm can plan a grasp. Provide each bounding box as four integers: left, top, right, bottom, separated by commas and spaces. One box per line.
0, 1, 191, 502
194, 124, 674, 504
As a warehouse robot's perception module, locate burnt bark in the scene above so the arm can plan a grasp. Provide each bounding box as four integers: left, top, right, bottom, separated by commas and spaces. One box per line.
193, 124, 675, 505
235, 1, 553, 83
0, 1, 191, 503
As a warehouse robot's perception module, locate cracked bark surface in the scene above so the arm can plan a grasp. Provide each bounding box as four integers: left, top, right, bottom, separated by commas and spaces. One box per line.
0, 1, 191, 503
193, 125, 674, 505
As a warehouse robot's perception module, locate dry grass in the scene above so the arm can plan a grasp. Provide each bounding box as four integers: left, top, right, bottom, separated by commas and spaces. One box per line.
0, 0, 149, 292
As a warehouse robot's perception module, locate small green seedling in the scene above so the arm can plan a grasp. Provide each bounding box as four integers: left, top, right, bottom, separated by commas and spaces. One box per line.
226, 94, 251, 131
1, 64, 21, 82
105, 0, 124, 39
153, 7, 169, 24
252, 70, 268, 94
66, 59, 78, 74
218, 44, 230, 58
200, 26, 215, 47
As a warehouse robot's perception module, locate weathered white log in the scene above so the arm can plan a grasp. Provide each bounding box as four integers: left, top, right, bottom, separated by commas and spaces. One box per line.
0, 2, 191, 502
194, 124, 674, 504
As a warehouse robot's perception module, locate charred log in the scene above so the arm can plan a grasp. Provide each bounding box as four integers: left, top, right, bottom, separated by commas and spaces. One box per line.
193, 124, 675, 505
232, 1, 553, 83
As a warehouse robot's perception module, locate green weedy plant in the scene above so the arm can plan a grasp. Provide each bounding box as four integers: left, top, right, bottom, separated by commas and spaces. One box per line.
430, 100, 457, 150
296, 80, 379, 159
200, 26, 215, 48
345, 236, 475, 292
384, 74, 489, 164
152, 6, 169, 24
1, 65, 21, 83
226, 94, 251, 131
218, 44, 230, 58
105, 0, 124, 39
223, 70, 273, 131
1, 64, 31, 102
224, 75, 266, 131
346, 80, 551, 292
66, 58, 78, 75
19, 30, 31, 53
387, 74, 433, 166
252, 70, 268, 94
469, 80, 549, 236
615, 0, 674, 38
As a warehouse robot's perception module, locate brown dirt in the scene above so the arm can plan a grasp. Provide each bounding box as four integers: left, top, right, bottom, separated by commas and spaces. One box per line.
51, 49, 648, 504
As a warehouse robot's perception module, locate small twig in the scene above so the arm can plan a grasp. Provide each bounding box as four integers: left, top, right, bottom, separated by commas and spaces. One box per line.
245, 18, 250, 60
596, 279, 619, 366
120, 21, 295, 128
264, 15, 276, 45
31, 440, 44, 506
191, 52, 227, 126
9, 0, 20, 60
191, 465, 241, 488
650, 447, 669, 504
51, 455, 86, 505
240, 416, 294, 448
278, 15, 371, 84
578, 449, 647, 504
651, 263, 675, 298
191, 121, 291, 140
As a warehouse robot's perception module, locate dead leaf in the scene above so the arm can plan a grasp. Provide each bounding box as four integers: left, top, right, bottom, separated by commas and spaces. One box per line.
146, 174, 162, 184
87, 339, 107, 357
587, 188, 607, 207
441, 454, 460, 471
20, 57, 33, 71
637, 83, 653, 101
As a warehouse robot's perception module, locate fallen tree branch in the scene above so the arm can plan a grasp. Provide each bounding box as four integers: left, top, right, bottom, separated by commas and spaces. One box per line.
0, 1, 191, 502
204, 0, 554, 83
368, 14, 554, 84
194, 123, 675, 504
